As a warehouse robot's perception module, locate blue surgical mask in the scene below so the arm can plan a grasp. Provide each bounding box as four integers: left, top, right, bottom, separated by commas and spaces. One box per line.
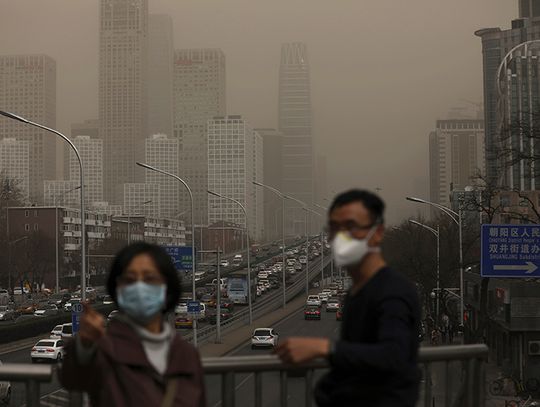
117, 282, 166, 324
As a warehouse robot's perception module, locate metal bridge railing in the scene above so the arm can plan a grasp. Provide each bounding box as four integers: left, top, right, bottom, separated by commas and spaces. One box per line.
202, 344, 489, 407
0, 363, 52, 407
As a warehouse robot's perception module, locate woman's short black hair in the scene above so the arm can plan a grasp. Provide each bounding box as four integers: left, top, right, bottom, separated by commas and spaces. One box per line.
329, 189, 385, 224
106, 242, 181, 313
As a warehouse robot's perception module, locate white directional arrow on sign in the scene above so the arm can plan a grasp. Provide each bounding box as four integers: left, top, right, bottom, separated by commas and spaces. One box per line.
493, 262, 539, 274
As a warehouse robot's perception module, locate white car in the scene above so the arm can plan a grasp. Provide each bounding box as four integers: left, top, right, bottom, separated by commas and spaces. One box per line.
50, 325, 63, 339
220, 260, 230, 267
318, 292, 329, 303
306, 295, 322, 307
0, 361, 11, 405
251, 328, 279, 349
60, 323, 73, 339
326, 298, 341, 312
31, 339, 65, 363
34, 304, 59, 317
63, 297, 81, 312
258, 272, 269, 280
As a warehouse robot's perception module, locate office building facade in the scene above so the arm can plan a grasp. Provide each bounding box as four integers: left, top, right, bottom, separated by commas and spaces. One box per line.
123, 183, 160, 218
0, 54, 56, 203
69, 136, 103, 205
278, 43, 314, 235
99, 0, 148, 204
208, 116, 263, 241
0, 138, 30, 200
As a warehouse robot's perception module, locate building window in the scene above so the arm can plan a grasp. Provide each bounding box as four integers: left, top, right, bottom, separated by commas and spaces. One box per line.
24, 224, 30, 231
34, 224, 38, 231
25, 210, 29, 217
34, 210, 38, 217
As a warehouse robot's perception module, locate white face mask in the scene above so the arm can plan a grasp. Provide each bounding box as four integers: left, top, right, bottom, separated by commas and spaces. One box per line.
331, 226, 380, 268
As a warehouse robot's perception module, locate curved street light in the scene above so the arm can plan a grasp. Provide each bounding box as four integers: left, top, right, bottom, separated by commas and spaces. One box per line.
136, 162, 198, 345
207, 190, 252, 324
406, 196, 464, 329
0, 110, 87, 301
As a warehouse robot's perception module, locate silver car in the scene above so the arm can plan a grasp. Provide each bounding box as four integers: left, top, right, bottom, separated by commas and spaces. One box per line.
251, 328, 279, 349
0, 306, 15, 321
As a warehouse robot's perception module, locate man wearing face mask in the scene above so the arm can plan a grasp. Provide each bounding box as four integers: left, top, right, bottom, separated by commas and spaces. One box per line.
59, 242, 206, 407
275, 189, 421, 407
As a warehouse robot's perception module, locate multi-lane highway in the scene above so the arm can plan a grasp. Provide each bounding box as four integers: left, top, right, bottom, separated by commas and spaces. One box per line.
204, 307, 341, 407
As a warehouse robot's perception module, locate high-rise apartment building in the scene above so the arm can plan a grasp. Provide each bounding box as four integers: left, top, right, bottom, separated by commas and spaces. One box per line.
67, 119, 99, 179
69, 136, 103, 205
429, 117, 485, 209
278, 43, 314, 235
43, 180, 79, 207
145, 134, 178, 218
173, 48, 226, 226
123, 183, 160, 218
148, 15, 173, 137
0, 55, 56, 203
476, 1, 540, 188
99, 0, 148, 205
256, 128, 283, 241
208, 116, 263, 241
0, 138, 30, 200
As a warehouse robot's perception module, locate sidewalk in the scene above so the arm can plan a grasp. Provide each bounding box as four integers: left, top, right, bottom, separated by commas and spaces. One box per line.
198, 290, 311, 357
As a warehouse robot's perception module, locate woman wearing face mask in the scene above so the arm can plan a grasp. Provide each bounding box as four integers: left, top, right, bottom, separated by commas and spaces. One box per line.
60, 242, 206, 407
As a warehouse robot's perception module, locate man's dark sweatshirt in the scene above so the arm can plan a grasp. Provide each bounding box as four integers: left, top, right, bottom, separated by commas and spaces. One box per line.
315, 267, 421, 407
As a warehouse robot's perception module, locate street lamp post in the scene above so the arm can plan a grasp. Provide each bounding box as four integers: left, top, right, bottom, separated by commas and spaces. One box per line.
136, 162, 198, 345
284, 195, 310, 295
54, 185, 81, 294
409, 220, 440, 322
0, 111, 87, 301
406, 196, 464, 328
207, 190, 253, 324
253, 181, 287, 308
306, 207, 324, 286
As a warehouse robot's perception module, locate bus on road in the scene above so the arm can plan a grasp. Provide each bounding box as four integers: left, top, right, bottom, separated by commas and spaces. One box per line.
227, 270, 256, 304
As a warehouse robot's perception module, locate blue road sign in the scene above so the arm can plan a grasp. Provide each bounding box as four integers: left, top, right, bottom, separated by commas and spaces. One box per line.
71, 301, 83, 335
481, 224, 540, 277
163, 246, 193, 272
187, 300, 201, 315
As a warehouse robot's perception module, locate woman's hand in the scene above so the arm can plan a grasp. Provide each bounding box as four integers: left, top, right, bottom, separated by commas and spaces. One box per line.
79, 302, 105, 347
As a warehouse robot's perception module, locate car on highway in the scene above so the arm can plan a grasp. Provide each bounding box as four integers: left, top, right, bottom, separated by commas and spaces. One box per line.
0, 361, 11, 404
63, 297, 81, 312
13, 287, 29, 296
294, 263, 303, 271
220, 259, 230, 268
336, 307, 343, 321
0, 289, 9, 300
60, 323, 73, 339
34, 304, 59, 317
0, 306, 16, 321
201, 294, 216, 307
328, 284, 339, 296
318, 291, 329, 304
299, 255, 307, 264
101, 295, 114, 305
251, 328, 279, 349
50, 325, 63, 339
31, 339, 65, 363
207, 310, 233, 325
306, 295, 322, 307
326, 298, 340, 312
304, 306, 321, 320
47, 293, 71, 308
175, 316, 193, 329
107, 310, 119, 323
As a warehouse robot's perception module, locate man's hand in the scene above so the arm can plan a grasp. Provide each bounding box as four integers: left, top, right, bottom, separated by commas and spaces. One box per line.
274, 337, 330, 364
79, 302, 105, 347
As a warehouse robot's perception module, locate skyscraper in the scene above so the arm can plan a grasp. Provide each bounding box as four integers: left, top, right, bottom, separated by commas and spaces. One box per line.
148, 14, 173, 137
256, 128, 283, 241
0, 54, 56, 203
69, 136, 103, 205
0, 138, 30, 200
476, 1, 540, 187
429, 117, 485, 209
208, 116, 263, 241
99, 0, 148, 204
278, 43, 314, 235
145, 134, 178, 218
123, 183, 160, 218
173, 48, 226, 226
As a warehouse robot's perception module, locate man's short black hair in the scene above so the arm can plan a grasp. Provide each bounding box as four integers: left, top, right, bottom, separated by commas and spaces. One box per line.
107, 242, 181, 313
329, 189, 385, 224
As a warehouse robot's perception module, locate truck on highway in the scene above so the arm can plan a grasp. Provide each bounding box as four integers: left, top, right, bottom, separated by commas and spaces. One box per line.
227, 270, 256, 305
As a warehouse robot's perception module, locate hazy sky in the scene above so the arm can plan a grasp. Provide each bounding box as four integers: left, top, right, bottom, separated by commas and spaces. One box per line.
0, 0, 516, 224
